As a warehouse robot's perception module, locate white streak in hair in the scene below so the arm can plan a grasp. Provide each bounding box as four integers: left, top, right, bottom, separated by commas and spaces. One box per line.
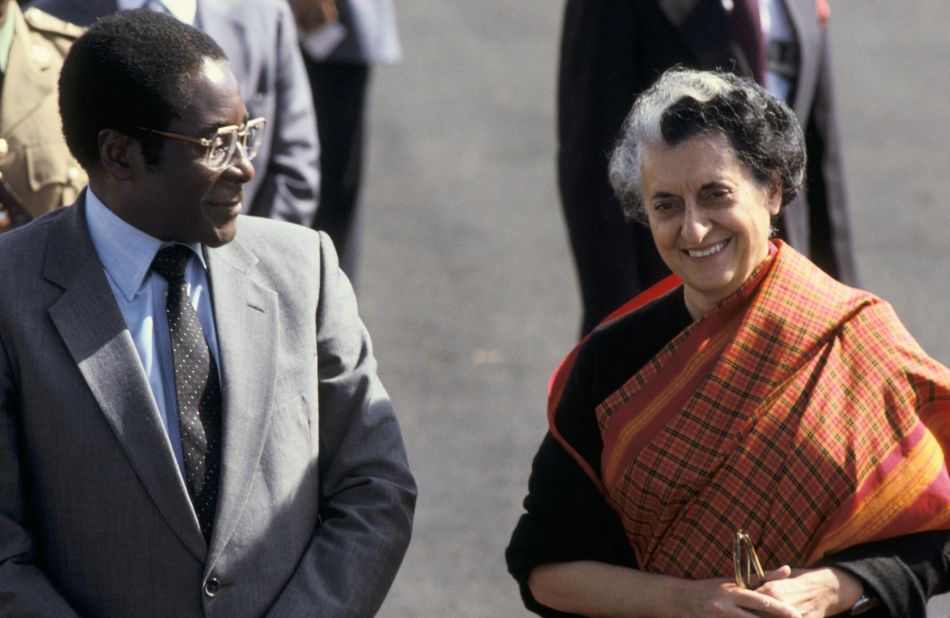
609, 69, 735, 221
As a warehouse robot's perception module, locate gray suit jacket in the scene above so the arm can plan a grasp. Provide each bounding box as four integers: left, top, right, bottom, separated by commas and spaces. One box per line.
32, 0, 321, 225
0, 197, 416, 616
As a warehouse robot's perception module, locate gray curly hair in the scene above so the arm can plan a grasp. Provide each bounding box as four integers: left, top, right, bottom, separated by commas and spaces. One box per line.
608, 67, 806, 223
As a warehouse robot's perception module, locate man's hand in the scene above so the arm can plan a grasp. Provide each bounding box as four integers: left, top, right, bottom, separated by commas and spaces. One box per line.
288, 0, 339, 32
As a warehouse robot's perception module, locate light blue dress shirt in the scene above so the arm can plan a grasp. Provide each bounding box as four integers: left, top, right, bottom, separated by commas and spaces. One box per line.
85, 188, 222, 477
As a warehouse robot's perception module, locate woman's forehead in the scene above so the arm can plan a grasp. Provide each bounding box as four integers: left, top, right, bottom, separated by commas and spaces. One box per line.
642, 134, 738, 174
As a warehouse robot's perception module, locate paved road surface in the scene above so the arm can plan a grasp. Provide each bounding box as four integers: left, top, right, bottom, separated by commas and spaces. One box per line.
352, 3, 950, 616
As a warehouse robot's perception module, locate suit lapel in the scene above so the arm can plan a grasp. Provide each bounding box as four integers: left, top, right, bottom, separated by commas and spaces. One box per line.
44, 198, 206, 561
659, 0, 739, 72
203, 234, 278, 561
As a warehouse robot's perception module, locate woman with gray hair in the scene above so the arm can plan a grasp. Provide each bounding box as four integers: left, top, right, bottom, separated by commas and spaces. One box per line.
507, 68, 950, 617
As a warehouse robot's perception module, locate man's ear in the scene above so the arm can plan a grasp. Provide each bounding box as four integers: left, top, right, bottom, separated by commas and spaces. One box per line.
97, 129, 139, 180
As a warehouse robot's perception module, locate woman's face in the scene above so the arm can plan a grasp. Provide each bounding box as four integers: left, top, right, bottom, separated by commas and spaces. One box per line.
640, 133, 781, 318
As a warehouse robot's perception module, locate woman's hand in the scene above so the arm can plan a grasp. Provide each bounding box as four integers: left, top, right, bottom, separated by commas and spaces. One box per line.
529, 561, 805, 618
755, 566, 864, 618
670, 570, 803, 618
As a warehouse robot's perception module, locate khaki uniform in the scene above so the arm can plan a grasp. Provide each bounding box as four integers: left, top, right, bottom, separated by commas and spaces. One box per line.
0, 5, 85, 231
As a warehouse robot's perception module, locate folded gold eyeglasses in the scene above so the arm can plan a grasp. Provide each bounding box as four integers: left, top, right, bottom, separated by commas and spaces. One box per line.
733, 530, 765, 589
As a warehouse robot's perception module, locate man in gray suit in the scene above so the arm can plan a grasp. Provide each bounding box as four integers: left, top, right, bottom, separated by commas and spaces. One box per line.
0, 10, 415, 616
31, 0, 321, 226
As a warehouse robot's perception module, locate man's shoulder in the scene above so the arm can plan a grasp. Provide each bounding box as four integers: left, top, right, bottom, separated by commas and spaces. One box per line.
0, 206, 70, 276
234, 215, 320, 244
228, 216, 324, 265
217, 218, 328, 299
22, 7, 85, 58
23, 7, 85, 37
27, 0, 96, 21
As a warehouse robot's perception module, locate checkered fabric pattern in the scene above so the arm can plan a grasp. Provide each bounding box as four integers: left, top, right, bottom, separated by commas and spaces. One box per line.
591, 242, 950, 577
547, 274, 683, 495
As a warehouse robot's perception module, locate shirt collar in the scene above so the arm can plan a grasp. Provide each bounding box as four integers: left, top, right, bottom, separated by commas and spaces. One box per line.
0, 4, 17, 74
85, 187, 206, 302
116, 0, 198, 25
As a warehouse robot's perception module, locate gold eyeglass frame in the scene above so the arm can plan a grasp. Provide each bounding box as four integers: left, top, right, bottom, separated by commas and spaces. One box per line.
137, 117, 267, 170
733, 530, 766, 589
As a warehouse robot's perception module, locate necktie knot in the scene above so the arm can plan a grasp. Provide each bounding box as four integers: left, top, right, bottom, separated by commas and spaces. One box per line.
152, 245, 193, 283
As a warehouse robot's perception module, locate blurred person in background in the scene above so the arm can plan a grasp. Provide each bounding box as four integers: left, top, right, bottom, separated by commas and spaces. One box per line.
32, 0, 320, 226
291, 0, 399, 288
558, 0, 857, 336
0, 0, 85, 232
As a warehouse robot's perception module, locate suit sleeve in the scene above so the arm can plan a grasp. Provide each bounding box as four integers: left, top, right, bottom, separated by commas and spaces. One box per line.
246, 1, 320, 225
0, 330, 80, 616
267, 232, 416, 617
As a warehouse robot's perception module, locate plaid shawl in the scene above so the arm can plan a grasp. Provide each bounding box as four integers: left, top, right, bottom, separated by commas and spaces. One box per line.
549, 241, 950, 577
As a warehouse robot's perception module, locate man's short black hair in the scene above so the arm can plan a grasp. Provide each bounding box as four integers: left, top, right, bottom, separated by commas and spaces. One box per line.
59, 9, 227, 168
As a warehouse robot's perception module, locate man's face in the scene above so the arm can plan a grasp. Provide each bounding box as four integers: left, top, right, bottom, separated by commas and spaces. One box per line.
133, 58, 254, 247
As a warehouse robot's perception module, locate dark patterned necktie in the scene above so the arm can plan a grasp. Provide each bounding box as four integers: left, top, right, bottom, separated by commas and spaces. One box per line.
728, 0, 765, 84
151, 245, 222, 542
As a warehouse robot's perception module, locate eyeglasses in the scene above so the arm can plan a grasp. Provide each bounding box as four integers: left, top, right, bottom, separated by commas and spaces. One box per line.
137, 117, 266, 171
733, 530, 765, 589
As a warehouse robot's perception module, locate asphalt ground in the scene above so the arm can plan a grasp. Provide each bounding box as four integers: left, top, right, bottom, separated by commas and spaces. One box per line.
353, 3, 950, 616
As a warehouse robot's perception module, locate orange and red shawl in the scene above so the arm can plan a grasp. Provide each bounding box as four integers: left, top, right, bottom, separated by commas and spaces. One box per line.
548, 241, 950, 578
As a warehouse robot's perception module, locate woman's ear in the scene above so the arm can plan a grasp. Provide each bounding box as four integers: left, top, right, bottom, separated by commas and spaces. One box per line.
97, 129, 138, 180
765, 180, 783, 216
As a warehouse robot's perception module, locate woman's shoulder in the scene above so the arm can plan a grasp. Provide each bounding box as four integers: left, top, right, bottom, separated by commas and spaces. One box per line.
585, 286, 690, 362
576, 286, 691, 402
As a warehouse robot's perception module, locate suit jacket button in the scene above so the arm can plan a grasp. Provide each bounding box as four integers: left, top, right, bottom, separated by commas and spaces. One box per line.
203, 576, 220, 598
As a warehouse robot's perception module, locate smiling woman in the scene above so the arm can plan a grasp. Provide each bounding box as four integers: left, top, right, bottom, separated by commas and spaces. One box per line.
609, 68, 800, 319
506, 68, 950, 618
638, 133, 779, 319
